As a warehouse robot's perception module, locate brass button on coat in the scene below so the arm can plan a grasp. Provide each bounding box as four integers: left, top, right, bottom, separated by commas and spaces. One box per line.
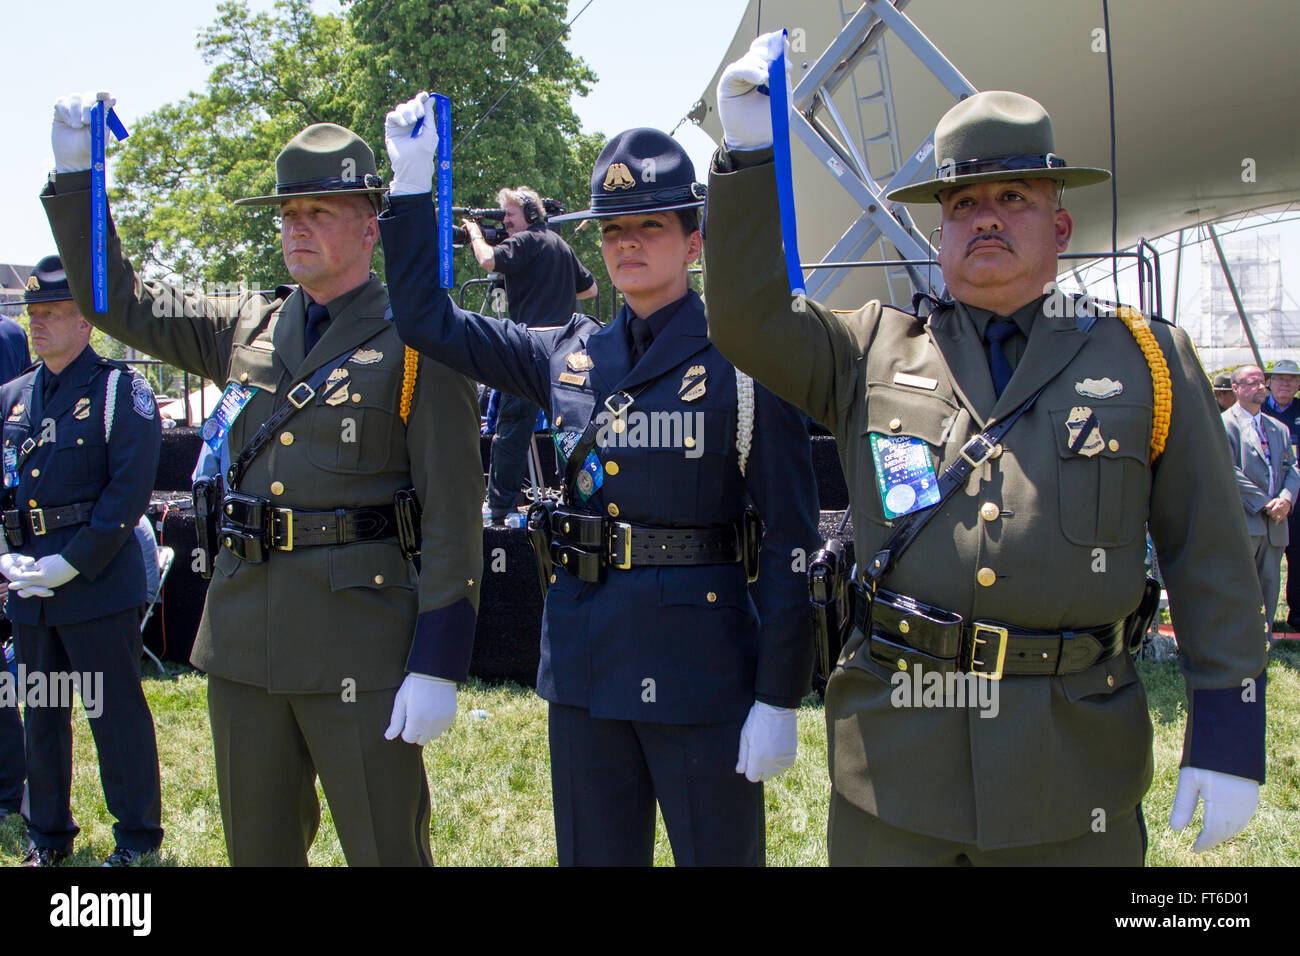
980, 502, 1000, 522
239, 372, 249, 383
280, 432, 294, 446
899, 620, 910, 634
374, 575, 384, 585
889, 417, 902, 432
605, 461, 619, 476
1106, 675, 1115, 687
270, 481, 285, 496
1108, 439, 1119, 452
27, 499, 36, 508
30, 469, 39, 478
977, 567, 996, 587
683, 436, 695, 448
706, 592, 717, 603
607, 503, 620, 517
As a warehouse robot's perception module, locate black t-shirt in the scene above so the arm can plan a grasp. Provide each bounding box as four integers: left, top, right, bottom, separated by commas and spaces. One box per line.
491, 223, 595, 328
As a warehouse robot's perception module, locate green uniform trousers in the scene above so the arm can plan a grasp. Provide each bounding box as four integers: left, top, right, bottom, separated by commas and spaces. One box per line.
828, 790, 1146, 866
207, 676, 431, 866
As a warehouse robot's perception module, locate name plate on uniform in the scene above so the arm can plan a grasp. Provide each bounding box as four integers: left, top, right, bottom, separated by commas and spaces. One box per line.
869, 433, 940, 519
200, 382, 258, 454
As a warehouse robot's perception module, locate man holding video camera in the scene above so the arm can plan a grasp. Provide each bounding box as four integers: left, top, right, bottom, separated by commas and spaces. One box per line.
464, 188, 597, 524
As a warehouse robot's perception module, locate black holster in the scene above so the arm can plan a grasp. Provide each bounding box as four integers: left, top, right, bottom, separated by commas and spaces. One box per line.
526, 500, 558, 598
394, 487, 422, 559
220, 490, 271, 563
808, 537, 857, 684
1125, 576, 1162, 654
191, 475, 224, 579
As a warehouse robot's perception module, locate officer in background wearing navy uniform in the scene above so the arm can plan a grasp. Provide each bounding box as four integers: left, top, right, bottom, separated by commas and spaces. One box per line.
0, 303, 31, 823
0, 255, 163, 866
380, 94, 821, 865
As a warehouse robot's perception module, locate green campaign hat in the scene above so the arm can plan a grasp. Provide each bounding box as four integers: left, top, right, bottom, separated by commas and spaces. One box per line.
886, 91, 1110, 204
234, 123, 386, 207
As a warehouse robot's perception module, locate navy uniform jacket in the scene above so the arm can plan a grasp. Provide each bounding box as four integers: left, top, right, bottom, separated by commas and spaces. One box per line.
380, 195, 820, 723
0, 346, 161, 627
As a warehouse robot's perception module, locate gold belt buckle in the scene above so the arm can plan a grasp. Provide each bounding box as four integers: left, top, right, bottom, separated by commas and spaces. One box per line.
29, 508, 46, 536
272, 507, 294, 551
970, 623, 1009, 680
608, 521, 632, 570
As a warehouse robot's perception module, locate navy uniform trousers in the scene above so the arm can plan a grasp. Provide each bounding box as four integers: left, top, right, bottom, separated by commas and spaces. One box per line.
0, 642, 22, 813
380, 195, 820, 865
1, 346, 163, 855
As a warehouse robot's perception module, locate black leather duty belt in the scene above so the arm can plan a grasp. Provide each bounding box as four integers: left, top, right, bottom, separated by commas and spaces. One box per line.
220, 491, 396, 563
851, 581, 1125, 680
2, 500, 96, 546
550, 509, 742, 583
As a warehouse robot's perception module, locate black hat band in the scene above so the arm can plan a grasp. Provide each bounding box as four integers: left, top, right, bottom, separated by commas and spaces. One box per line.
588, 182, 706, 215
274, 173, 384, 196
940, 153, 1067, 179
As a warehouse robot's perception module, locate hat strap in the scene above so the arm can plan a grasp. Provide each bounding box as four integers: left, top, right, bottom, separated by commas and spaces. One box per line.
275, 173, 384, 196
943, 152, 1066, 179
588, 182, 705, 215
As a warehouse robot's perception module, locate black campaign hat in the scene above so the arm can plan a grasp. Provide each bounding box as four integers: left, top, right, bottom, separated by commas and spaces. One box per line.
550, 128, 705, 223
15, 255, 74, 305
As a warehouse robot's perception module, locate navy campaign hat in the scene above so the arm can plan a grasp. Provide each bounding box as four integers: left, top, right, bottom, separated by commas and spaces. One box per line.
16, 255, 74, 305
550, 128, 705, 223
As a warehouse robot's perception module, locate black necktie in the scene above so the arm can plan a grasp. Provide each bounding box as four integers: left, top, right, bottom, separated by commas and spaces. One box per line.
985, 320, 1018, 398
42, 371, 59, 406
629, 317, 653, 366
305, 303, 330, 354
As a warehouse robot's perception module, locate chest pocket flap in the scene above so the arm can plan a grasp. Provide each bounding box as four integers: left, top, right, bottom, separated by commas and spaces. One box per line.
230, 342, 282, 393
1049, 402, 1151, 547
863, 382, 959, 448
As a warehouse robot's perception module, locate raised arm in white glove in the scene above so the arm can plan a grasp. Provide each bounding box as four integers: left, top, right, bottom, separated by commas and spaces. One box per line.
384, 673, 457, 746
735, 700, 798, 783
1169, 767, 1259, 852
716, 30, 791, 151
383, 92, 439, 197
52, 90, 116, 173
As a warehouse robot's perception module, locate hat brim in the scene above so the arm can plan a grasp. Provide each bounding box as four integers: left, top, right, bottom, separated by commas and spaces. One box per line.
549, 197, 705, 224
10, 290, 74, 306
885, 166, 1111, 204
233, 187, 388, 208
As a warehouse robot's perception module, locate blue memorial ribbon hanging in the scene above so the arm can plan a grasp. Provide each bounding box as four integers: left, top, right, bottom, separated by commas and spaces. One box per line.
89, 99, 129, 314
433, 94, 454, 290
766, 30, 805, 296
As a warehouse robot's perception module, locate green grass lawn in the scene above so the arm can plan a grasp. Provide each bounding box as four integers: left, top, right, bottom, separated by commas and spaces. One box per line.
2, 638, 1296, 867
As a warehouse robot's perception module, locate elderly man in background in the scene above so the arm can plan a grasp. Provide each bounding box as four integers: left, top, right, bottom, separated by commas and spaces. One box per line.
1225, 364, 1300, 636
1262, 360, 1300, 629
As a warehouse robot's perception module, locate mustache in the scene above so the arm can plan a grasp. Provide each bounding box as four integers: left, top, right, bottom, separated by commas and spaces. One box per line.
966, 235, 1013, 255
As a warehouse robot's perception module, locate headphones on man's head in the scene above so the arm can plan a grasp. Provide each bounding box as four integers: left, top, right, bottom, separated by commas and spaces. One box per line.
521, 195, 545, 224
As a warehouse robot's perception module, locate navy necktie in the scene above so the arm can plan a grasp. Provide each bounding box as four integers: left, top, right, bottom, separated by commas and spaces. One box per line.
629, 317, 653, 366
305, 303, 330, 354
985, 320, 1018, 398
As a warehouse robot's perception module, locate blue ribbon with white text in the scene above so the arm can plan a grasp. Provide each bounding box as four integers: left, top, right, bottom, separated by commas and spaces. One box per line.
433, 94, 454, 289
766, 31, 805, 296
90, 99, 129, 314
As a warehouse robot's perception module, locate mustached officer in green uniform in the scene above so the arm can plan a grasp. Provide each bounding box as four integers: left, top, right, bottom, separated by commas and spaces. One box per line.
39, 91, 484, 866
703, 33, 1268, 865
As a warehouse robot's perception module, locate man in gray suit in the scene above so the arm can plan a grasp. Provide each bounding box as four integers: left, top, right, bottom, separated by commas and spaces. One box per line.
1224, 364, 1300, 633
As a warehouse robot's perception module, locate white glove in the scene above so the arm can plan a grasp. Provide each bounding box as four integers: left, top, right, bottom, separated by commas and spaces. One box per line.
0, 553, 36, 582
384, 673, 457, 746
1169, 767, 1259, 852
717, 30, 791, 151
383, 91, 439, 196
52, 90, 116, 173
735, 700, 798, 782
10, 554, 79, 597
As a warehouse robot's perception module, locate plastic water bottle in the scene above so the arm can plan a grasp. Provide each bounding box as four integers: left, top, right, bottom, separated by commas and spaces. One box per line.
504, 513, 527, 529
3, 639, 15, 679
468, 709, 490, 721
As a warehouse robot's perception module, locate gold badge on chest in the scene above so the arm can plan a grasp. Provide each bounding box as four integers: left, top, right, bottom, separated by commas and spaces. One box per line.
679, 365, 707, 403
74, 397, 91, 420
6, 403, 24, 421
324, 367, 351, 406
565, 352, 594, 372
1064, 405, 1105, 457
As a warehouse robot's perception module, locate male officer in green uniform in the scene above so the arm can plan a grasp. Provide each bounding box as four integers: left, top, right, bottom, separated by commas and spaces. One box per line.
703, 35, 1267, 864
39, 91, 484, 866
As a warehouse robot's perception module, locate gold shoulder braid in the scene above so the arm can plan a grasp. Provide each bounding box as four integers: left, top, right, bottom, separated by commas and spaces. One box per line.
399, 346, 419, 425
1116, 306, 1171, 461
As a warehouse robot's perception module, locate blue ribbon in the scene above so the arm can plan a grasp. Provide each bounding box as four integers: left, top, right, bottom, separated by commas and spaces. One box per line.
766, 31, 805, 296
89, 101, 129, 314
433, 94, 453, 290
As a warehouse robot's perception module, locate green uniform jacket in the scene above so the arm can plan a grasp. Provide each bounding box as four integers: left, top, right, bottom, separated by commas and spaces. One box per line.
703, 152, 1268, 849
42, 170, 484, 694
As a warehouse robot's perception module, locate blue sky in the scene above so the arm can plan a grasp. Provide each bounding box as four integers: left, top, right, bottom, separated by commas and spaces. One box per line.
0, 0, 748, 266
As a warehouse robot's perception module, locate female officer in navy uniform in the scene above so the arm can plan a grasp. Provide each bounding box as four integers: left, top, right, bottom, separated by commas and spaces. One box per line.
379, 94, 820, 865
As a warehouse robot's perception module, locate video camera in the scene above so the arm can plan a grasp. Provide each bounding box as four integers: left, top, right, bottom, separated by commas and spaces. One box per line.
449, 198, 569, 246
